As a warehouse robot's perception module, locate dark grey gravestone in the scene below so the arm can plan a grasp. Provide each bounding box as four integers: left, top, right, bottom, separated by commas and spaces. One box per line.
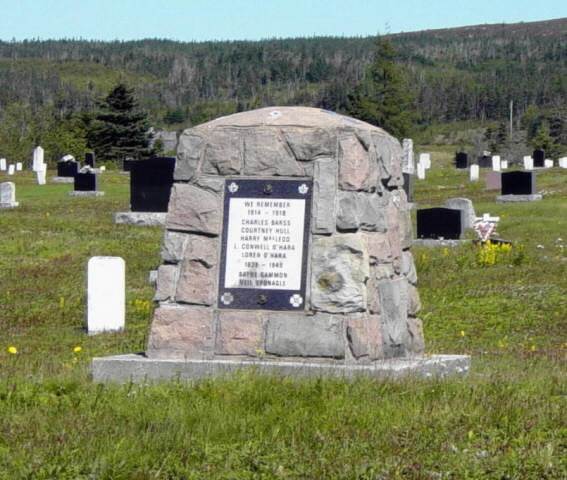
416, 208, 463, 240
74, 172, 97, 191
501, 171, 536, 195
533, 149, 545, 168
455, 152, 468, 169
218, 178, 312, 311
57, 161, 80, 177
402, 173, 414, 203
85, 152, 96, 168
130, 157, 176, 212
478, 155, 492, 168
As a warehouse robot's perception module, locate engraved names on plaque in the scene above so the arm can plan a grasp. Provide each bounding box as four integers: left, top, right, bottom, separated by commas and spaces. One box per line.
218, 178, 312, 311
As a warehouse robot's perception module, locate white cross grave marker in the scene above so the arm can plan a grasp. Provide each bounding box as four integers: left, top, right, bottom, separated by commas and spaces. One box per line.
473, 213, 500, 242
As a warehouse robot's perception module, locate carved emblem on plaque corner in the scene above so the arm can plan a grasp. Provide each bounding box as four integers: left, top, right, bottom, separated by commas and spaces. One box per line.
298, 183, 309, 195
289, 294, 303, 308
228, 182, 239, 193
220, 292, 234, 305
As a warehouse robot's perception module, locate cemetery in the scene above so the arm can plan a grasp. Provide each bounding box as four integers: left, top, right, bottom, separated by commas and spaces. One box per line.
0, 9, 566, 476
1, 116, 565, 476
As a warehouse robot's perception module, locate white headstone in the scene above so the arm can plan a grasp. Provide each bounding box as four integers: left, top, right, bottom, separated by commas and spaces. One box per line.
0, 158, 6, 171
416, 161, 426, 180
500, 160, 508, 169
544, 159, 553, 168
16, 162, 23, 171
32, 146, 44, 172
559, 158, 567, 169
7, 164, 15, 175
36, 163, 47, 185
523, 156, 533, 170
402, 138, 415, 174
0, 182, 18, 208
87, 257, 125, 334
419, 153, 431, 170
469, 164, 479, 182
491, 155, 501, 172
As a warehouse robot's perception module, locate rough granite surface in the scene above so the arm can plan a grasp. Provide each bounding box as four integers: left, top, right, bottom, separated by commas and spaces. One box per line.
147, 107, 422, 363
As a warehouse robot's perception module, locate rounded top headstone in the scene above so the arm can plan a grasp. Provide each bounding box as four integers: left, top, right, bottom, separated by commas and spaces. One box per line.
175, 106, 403, 186
192, 106, 388, 132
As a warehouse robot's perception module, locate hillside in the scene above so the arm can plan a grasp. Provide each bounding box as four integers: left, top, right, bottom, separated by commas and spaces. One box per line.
0, 18, 565, 128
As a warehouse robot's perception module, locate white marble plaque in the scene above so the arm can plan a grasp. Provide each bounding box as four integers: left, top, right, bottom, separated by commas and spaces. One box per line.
224, 197, 306, 291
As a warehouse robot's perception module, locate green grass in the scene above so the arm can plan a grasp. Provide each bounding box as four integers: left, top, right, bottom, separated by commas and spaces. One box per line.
0, 158, 566, 478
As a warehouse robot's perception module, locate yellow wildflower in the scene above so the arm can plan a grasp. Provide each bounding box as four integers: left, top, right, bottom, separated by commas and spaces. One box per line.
460, 330, 465, 337
7, 346, 17, 354
73, 346, 82, 353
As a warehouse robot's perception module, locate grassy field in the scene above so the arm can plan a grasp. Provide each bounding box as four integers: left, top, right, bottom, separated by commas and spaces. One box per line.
0, 152, 566, 479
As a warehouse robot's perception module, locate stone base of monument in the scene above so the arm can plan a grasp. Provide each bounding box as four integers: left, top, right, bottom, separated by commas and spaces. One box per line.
496, 194, 542, 203
92, 353, 471, 384
69, 191, 105, 197
114, 211, 167, 227
0, 201, 19, 209
413, 239, 470, 247
51, 176, 75, 184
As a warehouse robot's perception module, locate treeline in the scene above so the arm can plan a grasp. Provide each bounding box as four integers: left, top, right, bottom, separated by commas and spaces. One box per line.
0, 18, 566, 161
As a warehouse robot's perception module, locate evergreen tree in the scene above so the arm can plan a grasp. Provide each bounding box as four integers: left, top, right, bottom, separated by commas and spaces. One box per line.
531, 123, 560, 158
88, 84, 152, 162
347, 39, 414, 138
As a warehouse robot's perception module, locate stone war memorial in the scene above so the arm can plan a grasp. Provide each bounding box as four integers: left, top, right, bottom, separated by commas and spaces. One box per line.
93, 107, 469, 382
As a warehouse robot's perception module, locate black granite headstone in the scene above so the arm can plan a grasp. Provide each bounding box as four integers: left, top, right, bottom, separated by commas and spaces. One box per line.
455, 152, 468, 169
57, 161, 80, 177
501, 171, 536, 195
85, 152, 96, 168
533, 149, 545, 168
130, 157, 176, 212
74, 172, 97, 191
417, 208, 463, 240
123, 159, 135, 172
478, 155, 492, 168
402, 173, 414, 203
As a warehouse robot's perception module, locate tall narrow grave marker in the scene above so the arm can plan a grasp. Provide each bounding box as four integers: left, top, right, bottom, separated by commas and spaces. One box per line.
87, 257, 125, 334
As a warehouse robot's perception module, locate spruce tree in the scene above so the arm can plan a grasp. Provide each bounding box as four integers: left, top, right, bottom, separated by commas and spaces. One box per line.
88, 83, 152, 162
531, 123, 560, 158
347, 39, 414, 138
